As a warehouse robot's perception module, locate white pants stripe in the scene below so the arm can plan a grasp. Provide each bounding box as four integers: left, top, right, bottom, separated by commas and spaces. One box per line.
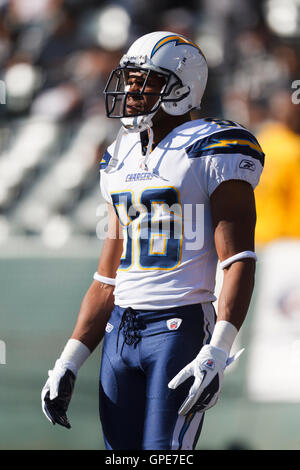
171, 411, 204, 450
171, 302, 215, 449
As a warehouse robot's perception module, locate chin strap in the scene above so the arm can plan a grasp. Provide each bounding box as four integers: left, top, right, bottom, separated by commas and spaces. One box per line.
140, 126, 154, 171
105, 117, 155, 174
104, 126, 127, 174
105, 102, 159, 174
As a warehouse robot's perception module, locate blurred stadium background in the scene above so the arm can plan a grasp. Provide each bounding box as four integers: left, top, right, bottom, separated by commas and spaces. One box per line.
0, 0, 300, 450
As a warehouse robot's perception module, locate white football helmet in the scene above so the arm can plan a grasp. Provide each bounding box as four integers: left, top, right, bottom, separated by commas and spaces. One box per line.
104, 31, 208, 133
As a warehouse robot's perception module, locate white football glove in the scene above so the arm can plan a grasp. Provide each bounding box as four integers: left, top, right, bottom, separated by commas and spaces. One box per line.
41, 359, 76, 429
168, 344, 243, 415
41, 339, 90, 429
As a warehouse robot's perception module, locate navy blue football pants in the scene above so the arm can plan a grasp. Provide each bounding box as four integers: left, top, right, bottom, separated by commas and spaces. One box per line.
99, 302, 216, 450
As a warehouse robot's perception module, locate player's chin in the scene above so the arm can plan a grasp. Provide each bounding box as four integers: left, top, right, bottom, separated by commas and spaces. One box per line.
126, 105, 145, 115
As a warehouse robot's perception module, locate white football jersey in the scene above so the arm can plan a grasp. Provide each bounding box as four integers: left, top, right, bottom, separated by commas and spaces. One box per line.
99, 118, 264, 309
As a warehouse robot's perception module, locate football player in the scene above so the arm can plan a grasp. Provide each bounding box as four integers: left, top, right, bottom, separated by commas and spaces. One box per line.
41, 31, 264, 450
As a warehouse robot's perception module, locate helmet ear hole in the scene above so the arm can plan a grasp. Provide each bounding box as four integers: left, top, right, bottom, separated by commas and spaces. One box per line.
164, 83, 190, 102
161, 85, 192, 116
173, 85, 182, 97
161, 94, 193, 116
175, 85, 190, 97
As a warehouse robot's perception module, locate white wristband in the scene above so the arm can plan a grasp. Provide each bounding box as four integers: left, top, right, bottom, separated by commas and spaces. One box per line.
220, 251, 257, 270
93, 272, 116, 286
59, 339, 91, 376
210, 320, 238, 355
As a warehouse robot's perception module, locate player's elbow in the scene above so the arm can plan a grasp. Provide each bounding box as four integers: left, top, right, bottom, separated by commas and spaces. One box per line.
224, 257, 256, 292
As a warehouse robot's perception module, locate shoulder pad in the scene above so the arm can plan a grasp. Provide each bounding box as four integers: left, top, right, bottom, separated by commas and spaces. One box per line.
99, 150, 112, 170
186, 128, 265, 166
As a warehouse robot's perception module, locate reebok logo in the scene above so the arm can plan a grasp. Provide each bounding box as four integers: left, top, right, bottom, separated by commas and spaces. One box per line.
239, 159, 256, 171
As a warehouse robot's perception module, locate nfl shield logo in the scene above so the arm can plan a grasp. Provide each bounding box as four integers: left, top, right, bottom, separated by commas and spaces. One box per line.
204, 359, 215, 370
105, 322, 114, 333
166, 318, 182, 331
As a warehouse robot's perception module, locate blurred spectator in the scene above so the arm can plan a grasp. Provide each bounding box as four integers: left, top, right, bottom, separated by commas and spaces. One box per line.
158, 7, 195, 38
254, 89, 300, 243
0, 0, 299, 246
